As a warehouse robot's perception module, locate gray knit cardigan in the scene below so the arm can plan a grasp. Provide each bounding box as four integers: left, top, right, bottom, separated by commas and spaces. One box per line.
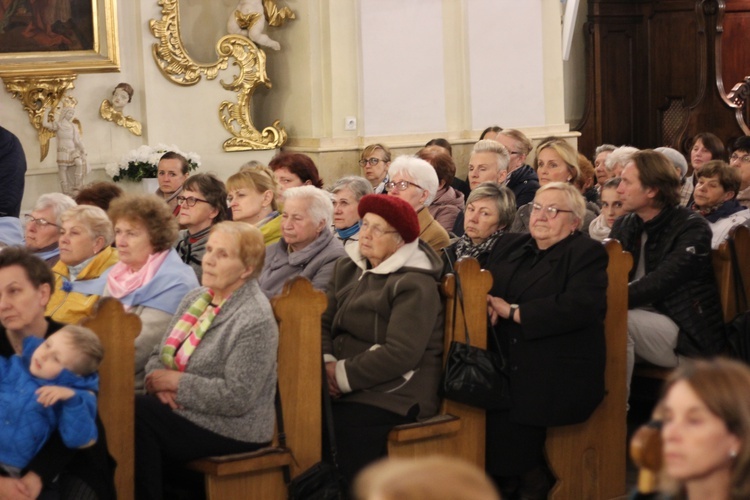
144, 279, 279, 444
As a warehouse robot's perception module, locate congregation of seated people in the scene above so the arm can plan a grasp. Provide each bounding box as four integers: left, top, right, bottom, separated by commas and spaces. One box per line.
2, 128, 750, 500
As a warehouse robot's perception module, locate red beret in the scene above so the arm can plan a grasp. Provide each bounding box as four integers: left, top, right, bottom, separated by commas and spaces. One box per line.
358, 194, 420, 243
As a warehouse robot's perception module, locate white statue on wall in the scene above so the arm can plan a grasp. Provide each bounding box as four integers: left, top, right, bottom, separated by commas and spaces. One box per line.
100, 82, 143, 136
44, 97, 88, 196
227, 0, 295, 51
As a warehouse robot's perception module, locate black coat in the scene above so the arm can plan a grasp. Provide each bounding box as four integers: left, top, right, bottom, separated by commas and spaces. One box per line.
506, 164, 540, 208
610, 206, 725, 357
0, 126, 26, 218
486, 232, 607, 427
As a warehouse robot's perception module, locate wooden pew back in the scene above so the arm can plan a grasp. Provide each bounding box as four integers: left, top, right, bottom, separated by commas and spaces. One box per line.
387, 258, 492, 467
189, 277, 327, 499
545, 239, 633, 500
81, 297, 141, 500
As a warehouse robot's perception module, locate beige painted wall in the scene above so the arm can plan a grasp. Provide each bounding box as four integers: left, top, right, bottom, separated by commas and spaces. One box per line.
6, 0, 577, 211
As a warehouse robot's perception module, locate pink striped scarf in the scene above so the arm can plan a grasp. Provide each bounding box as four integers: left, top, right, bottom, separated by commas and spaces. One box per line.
160, 289, 223, 371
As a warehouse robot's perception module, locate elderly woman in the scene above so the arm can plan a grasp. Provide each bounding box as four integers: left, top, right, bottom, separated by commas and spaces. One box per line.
417, 146, 465, 232
605, 146, 640, 179
633, 358, 750, 500
24, 192, 77, 266
269, 152, 323, 200
323, 194, 444, 484
174, 173, 228, 281
0, 248, 115, 499
45, 205, 118, 324
387, 155, 450, 252
593, 144, 616, 189
106, 194, 199, 393
329, 175, 373, 248
681, 132, 726, 207
227, 165, 282, 245
443, 182, 516, 270
511, 139, 598, 235
485, 182, 608, 498
136, 222, 278, 500
692, 160, 750, 248
360, 143, 392, 194
259, 185, 345, 298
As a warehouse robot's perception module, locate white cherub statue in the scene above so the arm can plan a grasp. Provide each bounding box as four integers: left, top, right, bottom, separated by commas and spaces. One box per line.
44, 96, 88, 196
227, 0, 295, 51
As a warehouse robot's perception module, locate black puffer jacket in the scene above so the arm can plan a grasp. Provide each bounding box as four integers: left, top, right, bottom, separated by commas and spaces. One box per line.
610, 206, 725, 357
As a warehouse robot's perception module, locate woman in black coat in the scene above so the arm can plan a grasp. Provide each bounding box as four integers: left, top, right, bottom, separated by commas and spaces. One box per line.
485, 183, 608, 499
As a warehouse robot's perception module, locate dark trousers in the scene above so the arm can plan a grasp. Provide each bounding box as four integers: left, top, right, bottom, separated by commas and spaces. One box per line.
331, 402, 415, 486
135, 394, 267, 500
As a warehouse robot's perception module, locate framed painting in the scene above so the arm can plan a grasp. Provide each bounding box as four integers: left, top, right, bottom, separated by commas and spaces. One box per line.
0, 0, 119, 75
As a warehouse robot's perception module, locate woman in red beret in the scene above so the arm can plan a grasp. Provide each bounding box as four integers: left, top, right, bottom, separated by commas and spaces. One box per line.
322, 194, 444, 485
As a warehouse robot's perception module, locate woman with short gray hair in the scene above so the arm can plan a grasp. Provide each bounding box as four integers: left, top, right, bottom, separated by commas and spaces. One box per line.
443, 183, 517, 271
24, 192, 76, 266
259, 185, 345, 298
329, 176, 373, 248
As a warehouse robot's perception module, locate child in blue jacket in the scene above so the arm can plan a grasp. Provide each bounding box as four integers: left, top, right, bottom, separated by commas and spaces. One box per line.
0, 325, 103, 477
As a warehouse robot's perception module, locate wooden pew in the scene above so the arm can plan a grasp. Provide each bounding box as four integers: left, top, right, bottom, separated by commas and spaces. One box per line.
545, 238, 633, 500
188, 277, 327, 499
81, 297, 141, 500
387, 258, 491, 467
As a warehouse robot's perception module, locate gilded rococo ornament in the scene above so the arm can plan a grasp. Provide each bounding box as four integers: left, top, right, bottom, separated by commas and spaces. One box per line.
2, 74, 77, 161
149, 0, 291, 151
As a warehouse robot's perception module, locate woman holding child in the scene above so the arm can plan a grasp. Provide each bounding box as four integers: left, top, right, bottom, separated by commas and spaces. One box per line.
0, 247, 115, 500
135, 221, 279, 500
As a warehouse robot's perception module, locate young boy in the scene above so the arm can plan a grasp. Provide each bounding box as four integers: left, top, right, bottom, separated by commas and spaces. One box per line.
0, 325, 104, 477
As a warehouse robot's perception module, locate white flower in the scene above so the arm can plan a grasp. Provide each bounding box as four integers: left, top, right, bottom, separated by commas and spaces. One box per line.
105, 162, 121, 178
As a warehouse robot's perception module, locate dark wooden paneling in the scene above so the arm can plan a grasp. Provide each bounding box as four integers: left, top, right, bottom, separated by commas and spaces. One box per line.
575, 0, 749, 155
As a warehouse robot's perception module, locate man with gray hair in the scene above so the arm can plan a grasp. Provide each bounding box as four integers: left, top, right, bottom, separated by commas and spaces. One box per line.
24, 193, 76, 266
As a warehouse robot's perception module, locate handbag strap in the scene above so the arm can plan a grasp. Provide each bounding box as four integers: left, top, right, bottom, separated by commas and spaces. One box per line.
729, 236, 748, 313
443, 250, 506, 364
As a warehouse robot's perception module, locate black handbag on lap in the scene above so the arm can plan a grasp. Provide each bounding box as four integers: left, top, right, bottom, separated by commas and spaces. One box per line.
441, 253, 511, 410
282, 365, 346, 500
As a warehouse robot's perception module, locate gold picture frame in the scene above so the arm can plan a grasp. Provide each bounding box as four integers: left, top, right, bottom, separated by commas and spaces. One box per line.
150, 0, 288, 151
0, 0, 119, 76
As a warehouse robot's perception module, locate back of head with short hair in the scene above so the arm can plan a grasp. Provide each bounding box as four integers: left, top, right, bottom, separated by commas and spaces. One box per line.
61, 325, 104, 376
499, 129, 533, 155
417, 147, 457, 186
75, 182, 124, 212
472, 140, 511, 173
34, 193, 77, 224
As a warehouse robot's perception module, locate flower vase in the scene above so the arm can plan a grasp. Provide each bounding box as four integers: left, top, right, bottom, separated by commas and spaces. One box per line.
140, 177, 159, 195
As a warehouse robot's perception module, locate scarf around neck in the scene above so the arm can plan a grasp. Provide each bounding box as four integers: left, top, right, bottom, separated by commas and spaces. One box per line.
454, 229, 504, 260
335, 221, 361, 241
160, 289, 224, 371
106, 249, 169, 301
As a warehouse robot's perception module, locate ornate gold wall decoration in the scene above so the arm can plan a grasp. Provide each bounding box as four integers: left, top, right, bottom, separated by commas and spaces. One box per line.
149, 0, 288, 151
2, 74, 78, 161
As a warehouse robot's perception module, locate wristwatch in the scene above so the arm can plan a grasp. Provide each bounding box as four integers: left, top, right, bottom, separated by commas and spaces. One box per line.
509, 304, 519, 321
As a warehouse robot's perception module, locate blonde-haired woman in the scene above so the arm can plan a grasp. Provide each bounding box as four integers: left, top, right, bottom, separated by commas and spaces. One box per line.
226, 166, 282, 245
360, 143, 392, 194
511, 139, 597, 235
46, 205, 118, 324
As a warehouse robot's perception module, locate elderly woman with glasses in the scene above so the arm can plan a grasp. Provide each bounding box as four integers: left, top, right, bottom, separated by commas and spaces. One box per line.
45, 205, 119, 324
329, 176, 373, 248
323, 194, 444, 485
484, 182, 608, 499
24, 193, 77, 266
511, 139, 598, 236
174, 173, 228, 282
258, 185, 345, 298
359, 144, 392, 194
105, 194, 199, 393
387, 155, 450, 252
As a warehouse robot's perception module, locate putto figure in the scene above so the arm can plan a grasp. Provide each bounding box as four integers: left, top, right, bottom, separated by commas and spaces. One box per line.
226, 0, 295, 51
99, 83, 143, 136
44, 97, 88, 196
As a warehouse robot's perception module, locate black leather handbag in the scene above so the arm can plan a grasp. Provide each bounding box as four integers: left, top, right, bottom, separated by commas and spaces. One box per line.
441, 252, 511, 410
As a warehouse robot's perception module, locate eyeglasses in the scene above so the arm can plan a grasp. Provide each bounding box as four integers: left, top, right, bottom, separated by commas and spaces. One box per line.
508, 151, 522, 156
730, 153, 750, 164
176, 196, 210, 207
359, 158, 387, 167
360, 219, 398, 238
530, 203, 574, 219
386, 180, 424, 192
24, 214, 60, 229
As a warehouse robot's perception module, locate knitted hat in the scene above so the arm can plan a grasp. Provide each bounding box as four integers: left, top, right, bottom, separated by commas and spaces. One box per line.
358, 194, 420, 243
655, 147, 688, 180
